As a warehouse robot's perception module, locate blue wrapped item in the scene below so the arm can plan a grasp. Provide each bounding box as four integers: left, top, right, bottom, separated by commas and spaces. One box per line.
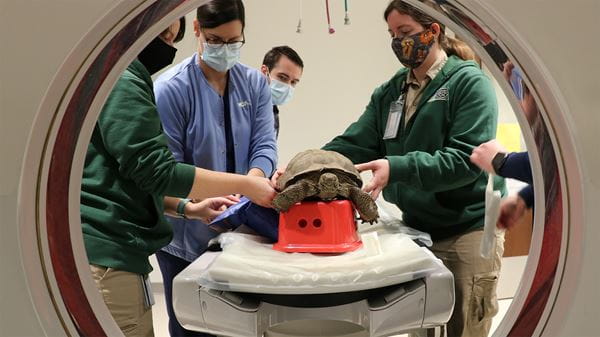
510, 67, 524, 101
209, 197, 279, 242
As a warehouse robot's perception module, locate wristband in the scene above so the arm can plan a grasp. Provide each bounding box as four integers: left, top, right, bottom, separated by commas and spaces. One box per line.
491, 152, 508, 174
176, 198, 191, 219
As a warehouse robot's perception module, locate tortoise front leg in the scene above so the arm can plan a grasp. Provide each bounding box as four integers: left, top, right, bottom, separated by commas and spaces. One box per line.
348, 186, 379, 224
273, 180, 318, 212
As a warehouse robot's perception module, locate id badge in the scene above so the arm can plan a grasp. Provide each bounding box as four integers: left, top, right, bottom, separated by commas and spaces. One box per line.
141, 275, 155, 310
383, 97, 405, 140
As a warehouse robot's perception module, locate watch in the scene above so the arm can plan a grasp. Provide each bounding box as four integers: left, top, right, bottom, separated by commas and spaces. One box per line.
491, 152, 508, 174
176, 198, 191, 219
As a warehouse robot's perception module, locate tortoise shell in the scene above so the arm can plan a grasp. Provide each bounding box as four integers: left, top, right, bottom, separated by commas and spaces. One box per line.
277, 149, 362, 190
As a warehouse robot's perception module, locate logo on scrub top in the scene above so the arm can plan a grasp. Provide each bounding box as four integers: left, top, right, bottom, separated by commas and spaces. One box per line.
238, 101, 251, 108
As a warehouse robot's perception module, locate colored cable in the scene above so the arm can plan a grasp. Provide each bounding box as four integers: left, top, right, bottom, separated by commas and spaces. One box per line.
296, 0, 302, 33
326, 0, 335, 34
344, 0, 350, 25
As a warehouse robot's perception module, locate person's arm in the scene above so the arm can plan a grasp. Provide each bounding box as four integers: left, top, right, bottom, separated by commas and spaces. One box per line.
498, 152, 532, 185
100, 71, 276, 207
517, 184, 534, 209
247, 73, 277, 177
470, 139, 507, 173
471, 140, 532, 184
164, 167, 276, 209
248, 167, 265, 177
187, 168, 275, 207
163, 196, 181, 217
322, 88, 385, 164
164, 196, 236, 222
97, 72, 195, 198
497, 193, 528, 229
386, 72, 499, 192
154, 77, 188, 162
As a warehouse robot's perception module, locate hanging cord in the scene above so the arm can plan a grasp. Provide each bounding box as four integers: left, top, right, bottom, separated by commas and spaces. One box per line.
325, 0, 335, 34
344, 0, 350, 25
296, 0, 303, 33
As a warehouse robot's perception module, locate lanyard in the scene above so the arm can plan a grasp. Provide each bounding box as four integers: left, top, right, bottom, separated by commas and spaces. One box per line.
223, 76, 236, 173
383, 81, 409, 140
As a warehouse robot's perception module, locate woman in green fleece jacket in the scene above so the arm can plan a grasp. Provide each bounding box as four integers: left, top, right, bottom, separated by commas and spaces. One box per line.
80, 19, 275, 337
322, 2, 504, 337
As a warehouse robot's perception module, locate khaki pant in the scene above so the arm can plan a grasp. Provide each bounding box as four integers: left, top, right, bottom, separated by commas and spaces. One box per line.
90, 265, 154, 337
411, 229, 504, 337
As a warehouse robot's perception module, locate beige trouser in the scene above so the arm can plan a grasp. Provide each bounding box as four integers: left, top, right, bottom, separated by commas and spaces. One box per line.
90, 265, 154, 337
411, 229, 505, 337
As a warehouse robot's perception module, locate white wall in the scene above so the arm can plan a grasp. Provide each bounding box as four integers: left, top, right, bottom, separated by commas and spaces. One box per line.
168, 0, 518, 165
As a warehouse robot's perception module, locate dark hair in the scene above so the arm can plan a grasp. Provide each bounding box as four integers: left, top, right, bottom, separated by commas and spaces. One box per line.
384, 0, 475, 61
196, 0, 245, 30
262, 46, 304, 70
174, 16, 186, 43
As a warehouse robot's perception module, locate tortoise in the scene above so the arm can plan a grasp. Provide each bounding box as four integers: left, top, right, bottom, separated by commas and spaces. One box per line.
273, 149, 379, 223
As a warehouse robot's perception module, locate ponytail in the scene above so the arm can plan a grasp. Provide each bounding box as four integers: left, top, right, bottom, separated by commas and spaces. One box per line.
440, 35, 476, 61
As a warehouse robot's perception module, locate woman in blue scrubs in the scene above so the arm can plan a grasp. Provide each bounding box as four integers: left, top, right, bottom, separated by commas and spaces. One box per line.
153, 1, 277, 336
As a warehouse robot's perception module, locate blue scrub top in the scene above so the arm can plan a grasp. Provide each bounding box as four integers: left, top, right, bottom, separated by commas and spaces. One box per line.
154, 53, 277, 261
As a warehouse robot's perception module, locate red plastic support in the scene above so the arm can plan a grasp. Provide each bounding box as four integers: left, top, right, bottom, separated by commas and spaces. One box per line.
273, 200, 362, 253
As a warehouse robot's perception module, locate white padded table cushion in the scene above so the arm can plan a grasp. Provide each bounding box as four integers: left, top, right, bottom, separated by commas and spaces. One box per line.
195, 232, 441, 294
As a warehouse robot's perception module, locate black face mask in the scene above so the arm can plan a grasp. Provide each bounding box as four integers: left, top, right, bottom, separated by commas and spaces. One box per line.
138, 37, 177, 75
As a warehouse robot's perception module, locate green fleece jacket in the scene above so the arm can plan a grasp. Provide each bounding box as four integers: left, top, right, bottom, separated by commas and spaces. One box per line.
324, 56, 505, 240
81, 60, 196, 275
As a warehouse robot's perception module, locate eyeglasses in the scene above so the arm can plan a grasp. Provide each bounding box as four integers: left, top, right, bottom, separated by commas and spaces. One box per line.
202, 30, 245, 50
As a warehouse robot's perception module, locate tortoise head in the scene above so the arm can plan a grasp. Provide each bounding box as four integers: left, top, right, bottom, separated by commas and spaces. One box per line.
317, 172, 340, 200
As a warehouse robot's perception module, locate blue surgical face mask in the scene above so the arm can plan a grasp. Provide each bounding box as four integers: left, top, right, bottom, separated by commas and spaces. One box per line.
201, 42, 241, 73
269, 79, 294, 105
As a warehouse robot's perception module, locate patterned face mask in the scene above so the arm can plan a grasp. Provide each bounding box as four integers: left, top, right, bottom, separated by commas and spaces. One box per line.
391, 29, 436, 69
